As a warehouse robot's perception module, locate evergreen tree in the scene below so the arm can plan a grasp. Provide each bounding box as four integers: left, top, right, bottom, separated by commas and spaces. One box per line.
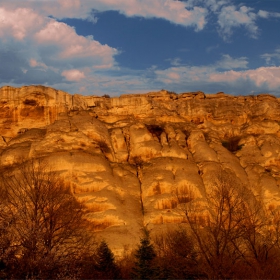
95, 240, 120, 279
132, 229, 157, 279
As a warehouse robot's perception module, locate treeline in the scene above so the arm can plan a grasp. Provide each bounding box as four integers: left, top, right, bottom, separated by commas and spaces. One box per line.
1, 161, 280, 279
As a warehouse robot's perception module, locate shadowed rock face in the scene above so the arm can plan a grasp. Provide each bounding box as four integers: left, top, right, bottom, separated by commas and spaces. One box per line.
1, 85, 280, 253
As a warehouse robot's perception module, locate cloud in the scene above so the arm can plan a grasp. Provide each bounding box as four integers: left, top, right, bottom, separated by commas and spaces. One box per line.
48, 69, 157, 96
258, 10, 280, 19
62, 69, 85, 81
165, 54, 248, 70
2, 56, 280, 96
0, 7, 45, 40
218, 5, 258, 39
216, 54, 248, 69
0, 7, 118, 88
154, 55, 280, 95
214, 3, 280, 40
166, 58, 182, 66
261, 48, 280, 65
0, 49, 30, 82
0, 48, 64, 86
186, 1, 280, 40
4, 0, 208, 31
206, 44, 219, 53
0, 1, 280, 96
209, 67, 280, 89
186, 0, 230, 12
155, 65, 212, 85
3, 0, 280, 40
34, 20, 117, 68
97, 0, 207, 31
206, 0, 230, 12
29, 59, 48, 70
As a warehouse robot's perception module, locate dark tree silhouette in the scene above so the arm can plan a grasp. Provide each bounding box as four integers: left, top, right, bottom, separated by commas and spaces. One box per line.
132, 228, 157, 279
95, 240, 121, 279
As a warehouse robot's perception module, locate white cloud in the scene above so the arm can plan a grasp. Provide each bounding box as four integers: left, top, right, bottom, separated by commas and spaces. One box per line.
166, 71, 181, 81
206, 44, 219, 53
4, 0, 208, 31
0, 1, 280, 96
186, 0, 230, 12
0, 7, 118, 88
217, 54, 248, 69
185, 1, 280, 40
155, 65, 212, 85
2, 0, 91, 20
3, 0, 280, 40
261, 48, 280, 65
52, 69, 156, 95
258, 10, 280, 19
34, 20, 117, 68
154, 55, 280, 95
62, 69, 85, 81
0, 7, 45, 40
206, 0, 230, 12
258, 10, 269, 19
166, 58, 182, 66
2, 58, 280, 96
29, 59, 48, 70
103, 0, 207, 30
209, 67, 280, 89
164, 54, 248, 70
218, 5, 258, 39
215, 4, 280, 40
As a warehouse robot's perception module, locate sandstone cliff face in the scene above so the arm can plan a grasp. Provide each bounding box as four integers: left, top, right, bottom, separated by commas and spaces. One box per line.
1, 85, 280, 253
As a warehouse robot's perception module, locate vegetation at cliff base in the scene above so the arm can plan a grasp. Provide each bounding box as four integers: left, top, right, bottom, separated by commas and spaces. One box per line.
1, 161, 280, 279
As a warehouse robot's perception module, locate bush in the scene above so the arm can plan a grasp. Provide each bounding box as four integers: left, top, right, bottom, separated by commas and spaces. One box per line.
102, 94, 110, 98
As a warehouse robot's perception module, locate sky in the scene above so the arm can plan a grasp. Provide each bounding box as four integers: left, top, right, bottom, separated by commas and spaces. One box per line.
0, 0, 280, 96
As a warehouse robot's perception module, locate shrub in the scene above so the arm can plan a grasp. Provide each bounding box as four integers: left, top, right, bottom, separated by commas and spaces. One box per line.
102, 94, 110, 98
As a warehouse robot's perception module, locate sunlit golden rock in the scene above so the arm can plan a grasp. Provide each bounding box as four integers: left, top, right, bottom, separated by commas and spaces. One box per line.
1, 85, 280, 253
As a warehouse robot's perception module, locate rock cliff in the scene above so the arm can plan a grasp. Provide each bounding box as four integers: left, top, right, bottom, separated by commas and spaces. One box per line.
1, 85, 280, 253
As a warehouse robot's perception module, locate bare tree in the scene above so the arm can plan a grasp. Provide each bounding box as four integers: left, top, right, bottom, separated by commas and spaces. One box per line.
0, 159, 95, 279
0, 185, 16, 279
174, 170, 280, 279
153, 228, 201, 279
176, 171, 253, 278
237, 201, 280, 279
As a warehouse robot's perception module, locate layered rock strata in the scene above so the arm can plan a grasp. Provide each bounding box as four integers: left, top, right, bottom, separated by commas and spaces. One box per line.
1, 85, 280, 253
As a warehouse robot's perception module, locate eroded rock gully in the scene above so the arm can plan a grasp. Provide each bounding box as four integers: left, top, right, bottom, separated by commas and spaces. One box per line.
1, 85, 280, 253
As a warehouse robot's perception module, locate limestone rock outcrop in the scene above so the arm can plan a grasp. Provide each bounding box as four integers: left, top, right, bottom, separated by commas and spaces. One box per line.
1, 85, 280, 253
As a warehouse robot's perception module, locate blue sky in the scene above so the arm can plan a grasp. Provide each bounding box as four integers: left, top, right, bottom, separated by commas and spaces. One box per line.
0, 0, 280, 96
